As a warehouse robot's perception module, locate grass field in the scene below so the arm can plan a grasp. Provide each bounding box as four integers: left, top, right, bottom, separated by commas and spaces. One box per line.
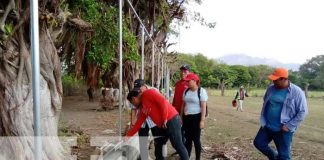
203, 89, 324, 159
59, 88, 324, 159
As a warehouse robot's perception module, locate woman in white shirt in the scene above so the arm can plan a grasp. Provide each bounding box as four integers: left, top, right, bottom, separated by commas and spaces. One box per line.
181, 73, 208, 160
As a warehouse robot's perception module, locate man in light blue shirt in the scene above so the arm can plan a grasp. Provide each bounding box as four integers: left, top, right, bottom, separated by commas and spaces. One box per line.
254, 68, 308, 160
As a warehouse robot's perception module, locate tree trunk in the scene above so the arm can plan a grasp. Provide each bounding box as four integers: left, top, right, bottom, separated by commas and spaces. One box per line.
221, 81, 225, 96
0, 26, 66, 159
304, 83, 309, 98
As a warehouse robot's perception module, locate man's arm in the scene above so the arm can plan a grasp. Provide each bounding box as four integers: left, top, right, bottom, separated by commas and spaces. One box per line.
130, 109, 137, 126
126, 112, 146, 137
285, 90, 308, 131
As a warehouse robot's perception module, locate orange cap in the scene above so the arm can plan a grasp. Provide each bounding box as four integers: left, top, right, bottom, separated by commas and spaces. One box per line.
268, 68, 288, 80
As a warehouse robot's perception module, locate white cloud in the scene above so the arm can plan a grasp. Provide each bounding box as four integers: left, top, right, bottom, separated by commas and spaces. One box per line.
169, 0, 324, 64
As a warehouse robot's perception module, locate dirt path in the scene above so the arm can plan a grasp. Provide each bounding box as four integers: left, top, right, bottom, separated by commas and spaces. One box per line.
60, 95, 213, 160
61, 96, 125, 136
60, 96, 131, 160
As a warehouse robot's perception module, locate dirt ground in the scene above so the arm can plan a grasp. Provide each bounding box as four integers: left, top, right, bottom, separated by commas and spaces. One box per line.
60, 95, 220, 160
60, 94, 324, 160
60, 95, 129, 159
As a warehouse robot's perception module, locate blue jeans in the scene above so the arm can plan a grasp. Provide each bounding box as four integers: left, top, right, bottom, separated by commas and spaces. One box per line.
253, 127, 294, 160
166, 115, 189, 160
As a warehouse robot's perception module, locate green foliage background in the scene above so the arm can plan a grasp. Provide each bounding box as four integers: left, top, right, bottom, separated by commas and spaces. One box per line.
67, 0, 139, 70
173, 53, 324, 91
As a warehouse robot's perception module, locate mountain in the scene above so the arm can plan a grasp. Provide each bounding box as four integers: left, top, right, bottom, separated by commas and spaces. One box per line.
217, 54, 300, 71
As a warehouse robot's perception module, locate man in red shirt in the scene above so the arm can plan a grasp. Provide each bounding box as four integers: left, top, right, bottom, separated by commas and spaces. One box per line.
129, 79, 167, 160
127, 89, 189, 160
172, 64, 190, 113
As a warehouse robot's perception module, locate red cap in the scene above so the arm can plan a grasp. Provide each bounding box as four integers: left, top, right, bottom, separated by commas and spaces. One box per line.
183, 73, 200, 82
268, 68, 288, 80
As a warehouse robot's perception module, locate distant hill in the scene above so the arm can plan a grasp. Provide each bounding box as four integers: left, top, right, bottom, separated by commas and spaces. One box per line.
218, 54, 300, 71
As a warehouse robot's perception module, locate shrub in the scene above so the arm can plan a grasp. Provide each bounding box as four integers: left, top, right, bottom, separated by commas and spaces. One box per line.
62, 74, 84, 96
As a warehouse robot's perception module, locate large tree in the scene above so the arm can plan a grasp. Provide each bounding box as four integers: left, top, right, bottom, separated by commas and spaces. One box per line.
299, 55, 324, 96
61, 0, 188, 90
0, 0, 70, 159
213, 64, 237, 96
230, 65, 251, 88
248, 65, 273, 88
0, 0, 191, 158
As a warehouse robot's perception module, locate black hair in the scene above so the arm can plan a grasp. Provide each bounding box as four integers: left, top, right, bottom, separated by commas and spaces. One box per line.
180, 64, 190, 71
127, 89, 140, 101
134, 79, 145, 88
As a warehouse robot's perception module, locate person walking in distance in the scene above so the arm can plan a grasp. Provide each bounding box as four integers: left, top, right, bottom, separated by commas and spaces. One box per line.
234, 85, 249, 112
87, 86, 94, 102
181, 73, 208, 160
253, 68, 308, 160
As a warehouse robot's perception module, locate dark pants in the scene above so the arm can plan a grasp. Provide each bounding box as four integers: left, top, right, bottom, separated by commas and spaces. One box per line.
87, 87, 94, 101
151, 127, 168, 160
138, 123, 167, 160
166, 115, 189, 160
183, 113, 202, 160
254, 127, 294, 160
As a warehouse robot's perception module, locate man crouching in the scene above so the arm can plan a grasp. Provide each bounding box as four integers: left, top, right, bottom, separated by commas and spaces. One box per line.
126, 89, 189, 160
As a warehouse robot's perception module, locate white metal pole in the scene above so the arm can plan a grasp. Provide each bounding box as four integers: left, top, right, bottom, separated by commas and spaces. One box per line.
151, 43, 155, 87
118, 0, 123, 140
164, 62, 167, 97
161, 59, 164, 95
166, 65, 170, 101
157, 52, 160, 90
141, 26, 145, 79
30, 0, 42, 159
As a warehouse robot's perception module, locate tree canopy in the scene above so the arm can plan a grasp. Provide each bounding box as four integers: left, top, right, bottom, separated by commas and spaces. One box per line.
172, 53, 324, 91
299, 55, 324, 90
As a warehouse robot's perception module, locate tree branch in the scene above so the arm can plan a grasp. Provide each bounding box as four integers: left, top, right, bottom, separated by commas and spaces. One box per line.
0, 0, 15, 32
11, 8, 28, 34
17, 28, 27, 90
5, 59, 18, 69
170, 0, 185, 19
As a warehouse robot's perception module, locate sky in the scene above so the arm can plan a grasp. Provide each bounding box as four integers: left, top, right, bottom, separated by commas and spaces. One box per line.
168, 0, 324, 64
